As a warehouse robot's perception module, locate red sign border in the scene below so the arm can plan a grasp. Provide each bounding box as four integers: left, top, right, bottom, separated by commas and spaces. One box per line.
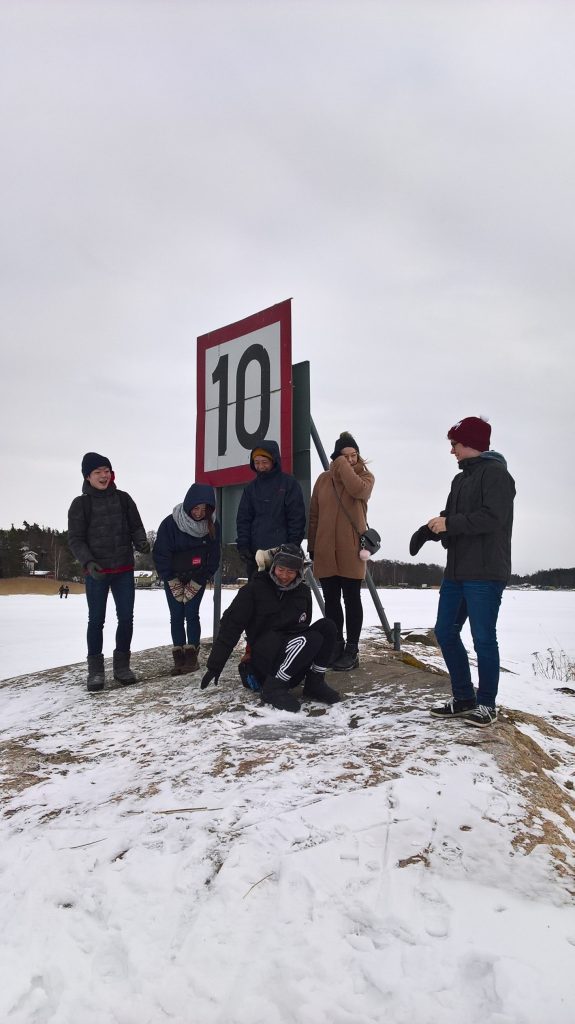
196, 299, 293, 486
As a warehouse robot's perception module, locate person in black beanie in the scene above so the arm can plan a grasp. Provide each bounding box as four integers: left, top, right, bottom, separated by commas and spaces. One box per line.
308, 431, 375, 671
68, 452, 150, 693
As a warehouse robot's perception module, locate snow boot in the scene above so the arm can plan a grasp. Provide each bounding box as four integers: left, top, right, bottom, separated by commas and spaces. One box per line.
113, 649, 137, 685
182, 644, 199, 673
171, 646, 186, 676
331, 643, 359, 672
302, 669, 341, 705
328, 639, 345, 667
87, 654, 105, 693
261, 676, 301, 713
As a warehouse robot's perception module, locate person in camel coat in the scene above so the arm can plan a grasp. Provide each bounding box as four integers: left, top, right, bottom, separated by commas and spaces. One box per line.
307, 431, 375, 671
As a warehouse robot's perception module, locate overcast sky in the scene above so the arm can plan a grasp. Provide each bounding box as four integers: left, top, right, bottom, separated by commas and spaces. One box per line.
1, 0, 573, 575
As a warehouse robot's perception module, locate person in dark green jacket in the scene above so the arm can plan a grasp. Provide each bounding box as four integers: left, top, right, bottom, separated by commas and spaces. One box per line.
68, 452, 150, 693
410, 417, 515, 729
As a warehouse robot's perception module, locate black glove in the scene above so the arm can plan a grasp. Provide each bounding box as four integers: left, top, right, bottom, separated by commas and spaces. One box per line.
200, 669, 219, 689
409, 525, 439, 557
237, 547, 252, 562
138, 540, 151, 554
308, 550, 314, 561
86, 561, 106, 580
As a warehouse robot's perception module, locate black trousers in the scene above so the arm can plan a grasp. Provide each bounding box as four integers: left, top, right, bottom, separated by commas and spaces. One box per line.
319, 576, 363, 646
253, 618, 336, 688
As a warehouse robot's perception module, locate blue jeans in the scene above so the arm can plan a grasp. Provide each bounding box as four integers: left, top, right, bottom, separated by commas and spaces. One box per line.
434, 579, 505, 708
164, 582, 206, 647
85, 571, 135, 656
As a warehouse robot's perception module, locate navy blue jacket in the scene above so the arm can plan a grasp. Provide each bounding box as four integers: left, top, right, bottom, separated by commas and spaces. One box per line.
153, 483, 221, 585
235, 440, 306, 555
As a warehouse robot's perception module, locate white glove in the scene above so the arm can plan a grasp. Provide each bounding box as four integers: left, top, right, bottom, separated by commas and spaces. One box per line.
255, 547, 279, 571
183, 580, 202, 603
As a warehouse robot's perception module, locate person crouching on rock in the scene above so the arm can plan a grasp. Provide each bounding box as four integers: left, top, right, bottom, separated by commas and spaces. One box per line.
199, 544, 341, 712
153, 483, 221, 676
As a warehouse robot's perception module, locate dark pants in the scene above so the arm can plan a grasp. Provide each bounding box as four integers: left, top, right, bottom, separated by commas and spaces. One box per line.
85, 570, 135, 656
253, 618, 336, 688
319, 576, 363, 646
163, 582, 206, 647
434, 579, 505, 708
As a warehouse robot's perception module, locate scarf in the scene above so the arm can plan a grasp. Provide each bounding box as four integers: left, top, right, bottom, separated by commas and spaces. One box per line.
172, 503, 210, 538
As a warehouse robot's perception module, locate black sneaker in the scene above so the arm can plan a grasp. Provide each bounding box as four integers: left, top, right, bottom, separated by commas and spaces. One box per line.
430, 698, 477, 719
463, 705, 497, 728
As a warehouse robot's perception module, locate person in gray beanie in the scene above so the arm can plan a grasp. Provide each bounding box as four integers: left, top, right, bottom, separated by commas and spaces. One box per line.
68, 452, 150, 693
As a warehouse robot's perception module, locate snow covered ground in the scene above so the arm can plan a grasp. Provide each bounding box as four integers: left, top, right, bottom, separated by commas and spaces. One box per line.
1, 588, 574, 1024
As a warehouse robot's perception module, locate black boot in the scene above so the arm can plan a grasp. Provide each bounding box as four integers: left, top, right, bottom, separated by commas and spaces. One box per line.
87, 654, 105, 692
113, 649, 137, 685
328, 639, 345, 667
331, 643, 359, 672
261, 676, 301, 713
171, 646, 186, 676
302, 669, 341, 705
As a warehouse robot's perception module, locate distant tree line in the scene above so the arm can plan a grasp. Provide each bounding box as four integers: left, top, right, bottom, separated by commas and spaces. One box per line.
1, 523, 573, 588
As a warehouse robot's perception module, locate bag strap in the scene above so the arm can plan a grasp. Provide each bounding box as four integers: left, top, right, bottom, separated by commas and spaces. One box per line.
331, 479, 370, 538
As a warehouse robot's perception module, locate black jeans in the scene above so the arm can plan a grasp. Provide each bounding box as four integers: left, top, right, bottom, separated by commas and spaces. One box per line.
85, 570, 135, 656
252, 619, 337, 687
319, 576, 363, 646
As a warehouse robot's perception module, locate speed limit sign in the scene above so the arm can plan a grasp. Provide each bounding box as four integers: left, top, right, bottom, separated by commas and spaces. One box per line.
195, 300, 293, 486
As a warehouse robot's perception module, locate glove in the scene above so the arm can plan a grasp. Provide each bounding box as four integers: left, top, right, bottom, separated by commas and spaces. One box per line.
409, 525, 439, 557
308, 550, 314, 561
183, 580, 202, 602
200, 669, 219, 689
168, 578, 185, 602
255, 547, 278, 571
86, 561, 105, 580
138, 540, 151, 554
237, 547, 252, 562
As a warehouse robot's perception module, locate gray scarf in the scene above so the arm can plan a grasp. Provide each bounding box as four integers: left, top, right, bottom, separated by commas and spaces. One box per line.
172, 503, 209, 538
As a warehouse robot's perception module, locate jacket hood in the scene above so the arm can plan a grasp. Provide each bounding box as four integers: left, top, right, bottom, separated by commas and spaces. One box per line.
479, 450, 508, 468
249, 440, 281, 473
183, 482, 216, 511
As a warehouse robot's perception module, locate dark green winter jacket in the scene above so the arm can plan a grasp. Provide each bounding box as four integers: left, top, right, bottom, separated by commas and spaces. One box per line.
67, 482, 148, 571
442, 452, 515, 582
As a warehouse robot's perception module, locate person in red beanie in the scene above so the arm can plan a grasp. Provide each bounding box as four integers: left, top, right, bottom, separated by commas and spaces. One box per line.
410, 417, 515, 727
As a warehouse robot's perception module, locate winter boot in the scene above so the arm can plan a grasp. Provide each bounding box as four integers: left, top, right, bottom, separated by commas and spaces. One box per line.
113, 649, 137, 685
328, 639, 345, 667
182, 644, 199, 673
171, 646, 186, 676
261, 676, 301, 713
331, 643, 359, 672
87, 654, 105, 693
302, 669, 341, 705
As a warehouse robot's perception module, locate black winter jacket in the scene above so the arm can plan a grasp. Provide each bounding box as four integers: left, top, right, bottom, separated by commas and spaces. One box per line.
68, 482, 148, 571
236, 440, 306, 555
153, 483, 221, 585
442, 452, 515, 582
207, 572, 313, 679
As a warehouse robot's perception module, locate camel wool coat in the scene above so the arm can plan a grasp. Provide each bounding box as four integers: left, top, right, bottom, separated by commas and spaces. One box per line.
308, 456, 375, 580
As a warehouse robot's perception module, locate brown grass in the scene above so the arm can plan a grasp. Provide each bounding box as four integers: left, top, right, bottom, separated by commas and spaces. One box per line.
0, 577, 85, 596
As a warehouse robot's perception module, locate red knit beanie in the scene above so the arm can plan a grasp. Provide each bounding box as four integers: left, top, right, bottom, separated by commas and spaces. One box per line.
447, 416, 491, 452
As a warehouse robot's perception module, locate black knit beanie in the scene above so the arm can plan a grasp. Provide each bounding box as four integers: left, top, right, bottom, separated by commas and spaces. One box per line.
330, 431, 360, 461
81, 452, 113, 478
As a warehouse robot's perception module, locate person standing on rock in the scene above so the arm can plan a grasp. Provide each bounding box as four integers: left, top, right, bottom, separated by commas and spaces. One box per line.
153, 483, 221, 677
308, 431, 375, 672
410, 416, 515, 728
67, 452, 150, 693
235, 440, 306, 580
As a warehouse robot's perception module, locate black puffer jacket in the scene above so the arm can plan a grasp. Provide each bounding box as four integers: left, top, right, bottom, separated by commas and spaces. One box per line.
442, 452, 515, 582
235, 440, 306, 554
68, 482, 148, 571
207, 571, 312, 679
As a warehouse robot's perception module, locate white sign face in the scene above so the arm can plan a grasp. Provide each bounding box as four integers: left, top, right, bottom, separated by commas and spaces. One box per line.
203, 322, 281, 472
196, 300, 293, 487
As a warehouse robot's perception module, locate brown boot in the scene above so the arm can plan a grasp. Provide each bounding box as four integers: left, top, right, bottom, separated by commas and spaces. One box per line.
171, 646, 186, 676
182, 644, 199, 673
